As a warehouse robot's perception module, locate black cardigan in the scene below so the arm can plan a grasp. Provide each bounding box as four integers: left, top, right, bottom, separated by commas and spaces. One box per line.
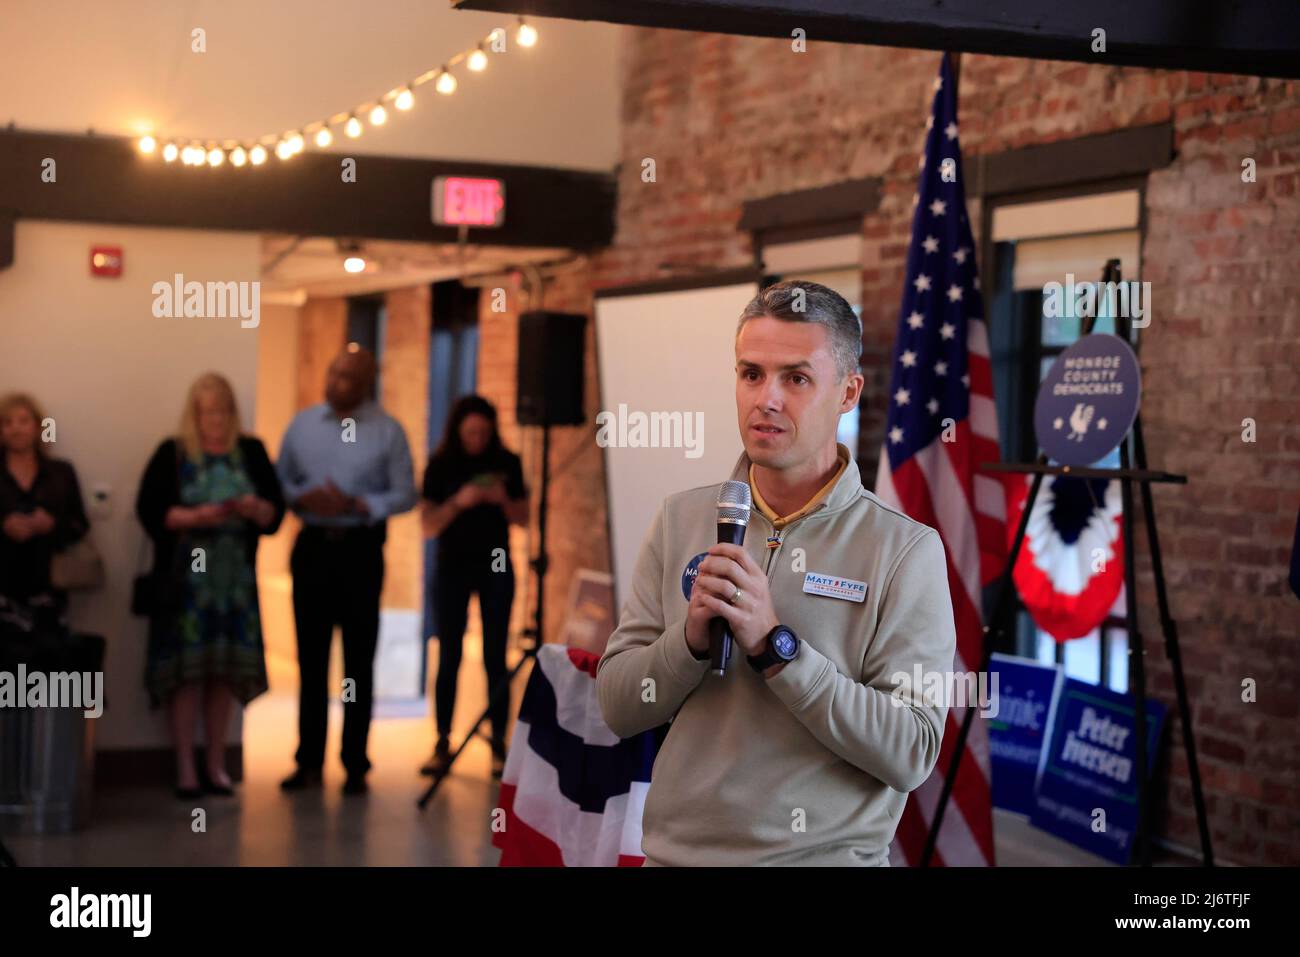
0, 456, 91, 601
135, 436, 286, 587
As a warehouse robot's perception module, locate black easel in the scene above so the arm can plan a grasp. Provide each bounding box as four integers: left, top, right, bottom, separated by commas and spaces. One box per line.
921, 259, 1214, 867
417, 422, 552, 811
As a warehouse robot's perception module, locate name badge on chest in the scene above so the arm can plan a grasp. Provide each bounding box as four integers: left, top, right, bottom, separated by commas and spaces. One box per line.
802, 572, 868, 603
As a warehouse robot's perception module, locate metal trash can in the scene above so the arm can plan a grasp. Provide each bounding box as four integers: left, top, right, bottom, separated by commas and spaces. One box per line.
0, 622, 104, 835
0, 701, 96, 833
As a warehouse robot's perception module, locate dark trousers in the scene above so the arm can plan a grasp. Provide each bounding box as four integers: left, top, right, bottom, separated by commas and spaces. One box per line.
290, 525, 385, 776
433, 557, 514, 746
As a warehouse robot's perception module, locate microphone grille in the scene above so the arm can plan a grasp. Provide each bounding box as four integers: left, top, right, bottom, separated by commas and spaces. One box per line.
716, 480, 752, 525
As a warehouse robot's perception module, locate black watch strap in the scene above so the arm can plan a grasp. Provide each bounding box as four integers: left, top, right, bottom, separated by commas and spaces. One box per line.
748, 626, 794, 673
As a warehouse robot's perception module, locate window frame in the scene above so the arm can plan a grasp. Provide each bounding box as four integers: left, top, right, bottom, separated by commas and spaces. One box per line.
977, 173, 1149, 684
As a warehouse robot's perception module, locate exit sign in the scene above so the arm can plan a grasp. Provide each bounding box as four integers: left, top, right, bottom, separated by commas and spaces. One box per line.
432, 176, 506, 228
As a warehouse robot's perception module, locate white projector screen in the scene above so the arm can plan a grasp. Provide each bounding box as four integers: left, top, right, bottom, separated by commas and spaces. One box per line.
596, 281, 758, 612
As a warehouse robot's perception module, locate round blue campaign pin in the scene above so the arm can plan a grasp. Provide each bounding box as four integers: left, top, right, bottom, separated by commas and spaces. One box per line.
1034, 333, 1141, 467
681, 551, 709, 601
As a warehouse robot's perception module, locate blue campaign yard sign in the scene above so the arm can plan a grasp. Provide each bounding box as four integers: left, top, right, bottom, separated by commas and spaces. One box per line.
1030, 678, 1166, 864
1034, 334, 1141, 467
988, 654, 1063, 816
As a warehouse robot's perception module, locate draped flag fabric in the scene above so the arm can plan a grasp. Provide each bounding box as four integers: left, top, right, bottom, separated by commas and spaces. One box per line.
494, 645, 664, 866
1007, 474, 1125, 641
874, 54, 1004, 867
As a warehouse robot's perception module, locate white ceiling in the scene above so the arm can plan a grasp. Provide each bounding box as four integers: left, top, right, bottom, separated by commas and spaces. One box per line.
0, 0, 622, 172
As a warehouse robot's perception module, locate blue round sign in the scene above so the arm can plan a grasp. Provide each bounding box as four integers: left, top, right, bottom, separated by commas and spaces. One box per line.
1034, 334, 1141, 466
681, 551, 709, 601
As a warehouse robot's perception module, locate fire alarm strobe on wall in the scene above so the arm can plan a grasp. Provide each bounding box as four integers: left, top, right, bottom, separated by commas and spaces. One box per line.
90, 246, 123, 277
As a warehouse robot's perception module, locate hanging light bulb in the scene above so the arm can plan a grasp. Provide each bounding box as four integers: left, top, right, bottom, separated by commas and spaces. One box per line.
435, 70, 457, 95
394, 87, 414, 111
369, 104, 387, 126
315, 127, 333, 147
287, 132, 305, 154
343, 256, 366, 274
468, 47, 488, 72
230, 146, 247, 167
138, 135, 157, 155
345, 115, 363, 138
275, 139, 293, 160
207, 147, 224, 167
182, 145, 198, 165
249, 145, 268, 165
516, 20, 538, 48
162, 142, 179, 162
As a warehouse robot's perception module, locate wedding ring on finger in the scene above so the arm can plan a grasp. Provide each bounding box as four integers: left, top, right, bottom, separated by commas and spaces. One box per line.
729, 586, 743, 606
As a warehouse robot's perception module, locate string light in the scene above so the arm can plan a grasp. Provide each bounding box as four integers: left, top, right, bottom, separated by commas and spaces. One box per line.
343, 256, 366, 274
139, 25, 537, 170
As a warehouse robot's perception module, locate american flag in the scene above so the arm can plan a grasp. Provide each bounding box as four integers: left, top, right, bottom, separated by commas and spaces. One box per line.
874, 54, 1005, 867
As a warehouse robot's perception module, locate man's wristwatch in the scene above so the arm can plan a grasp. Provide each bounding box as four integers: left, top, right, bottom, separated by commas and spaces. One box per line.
748, 625, 800, 673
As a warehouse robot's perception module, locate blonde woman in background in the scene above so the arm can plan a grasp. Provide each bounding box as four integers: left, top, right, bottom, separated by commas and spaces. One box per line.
135, 373, 285, 799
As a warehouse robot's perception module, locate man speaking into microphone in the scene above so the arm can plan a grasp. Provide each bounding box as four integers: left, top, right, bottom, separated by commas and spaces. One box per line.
596, 280, 956, 866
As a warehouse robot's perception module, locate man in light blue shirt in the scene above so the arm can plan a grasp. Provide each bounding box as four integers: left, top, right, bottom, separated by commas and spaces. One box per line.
276, 346, 417, 795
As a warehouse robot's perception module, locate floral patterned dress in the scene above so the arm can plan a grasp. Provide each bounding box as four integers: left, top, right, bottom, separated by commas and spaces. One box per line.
145, 446, 268, 704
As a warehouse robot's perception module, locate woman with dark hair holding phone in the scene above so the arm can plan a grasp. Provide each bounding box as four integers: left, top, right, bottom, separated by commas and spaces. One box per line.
420, 395, 528, 779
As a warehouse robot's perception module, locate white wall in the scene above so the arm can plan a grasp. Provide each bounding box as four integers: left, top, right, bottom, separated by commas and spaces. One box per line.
0, 220, 261, 750
596, 283, 755, 611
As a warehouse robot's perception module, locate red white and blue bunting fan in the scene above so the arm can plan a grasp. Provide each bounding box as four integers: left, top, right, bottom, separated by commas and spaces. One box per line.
1006, 474, 1124, 641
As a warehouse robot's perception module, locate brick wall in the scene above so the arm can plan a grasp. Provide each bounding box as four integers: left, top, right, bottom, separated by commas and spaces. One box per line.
584, 30, 1300, 864
380, 285, 430, 611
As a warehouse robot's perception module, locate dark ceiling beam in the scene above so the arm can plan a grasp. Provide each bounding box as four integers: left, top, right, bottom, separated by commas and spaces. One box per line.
457, 0, 1300, 79
0, 129, 616, 249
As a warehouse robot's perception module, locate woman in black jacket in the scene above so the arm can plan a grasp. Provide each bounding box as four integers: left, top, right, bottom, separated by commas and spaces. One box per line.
0, 392, 91, 627
136, 372, 284, 798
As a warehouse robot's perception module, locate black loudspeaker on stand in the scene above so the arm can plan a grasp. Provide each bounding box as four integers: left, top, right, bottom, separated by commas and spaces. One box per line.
921, 260, 1214, 868
419, 311, 586, 810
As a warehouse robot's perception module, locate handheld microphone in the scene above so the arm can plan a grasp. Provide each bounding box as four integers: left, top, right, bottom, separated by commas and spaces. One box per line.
710, 480, 752, 676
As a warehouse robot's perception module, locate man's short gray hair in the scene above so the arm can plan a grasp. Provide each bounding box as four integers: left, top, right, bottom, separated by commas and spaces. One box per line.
737, 280, 863, 380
